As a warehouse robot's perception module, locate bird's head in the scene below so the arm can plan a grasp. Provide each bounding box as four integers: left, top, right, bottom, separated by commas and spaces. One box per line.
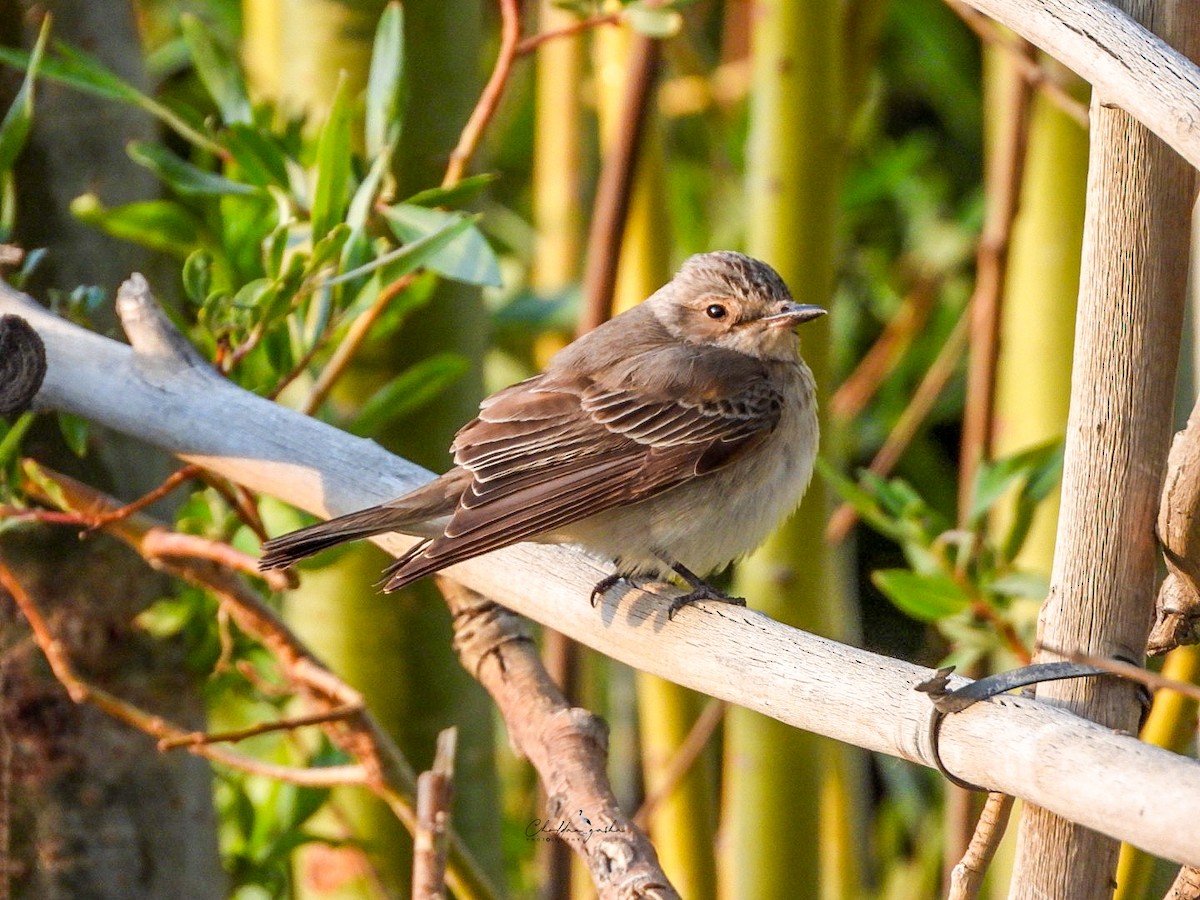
650, 251, 826, 361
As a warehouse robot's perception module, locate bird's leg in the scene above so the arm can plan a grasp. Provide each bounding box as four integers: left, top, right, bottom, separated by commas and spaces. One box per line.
590, 571, 639, 606
654, 552, 746, 620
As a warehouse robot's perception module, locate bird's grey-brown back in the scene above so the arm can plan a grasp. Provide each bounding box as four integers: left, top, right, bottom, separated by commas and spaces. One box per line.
544, 251, 822, 577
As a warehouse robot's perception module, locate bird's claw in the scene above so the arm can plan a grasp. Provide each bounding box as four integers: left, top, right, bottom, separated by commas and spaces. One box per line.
667, 585, 746, 620
590, 573, 628, 607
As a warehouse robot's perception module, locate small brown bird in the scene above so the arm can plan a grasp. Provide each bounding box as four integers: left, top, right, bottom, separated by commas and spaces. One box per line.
260, 251, 824, 616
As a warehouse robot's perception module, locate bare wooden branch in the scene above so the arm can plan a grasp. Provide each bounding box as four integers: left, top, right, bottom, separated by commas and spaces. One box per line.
1167, 865, 1200, 900
1007, 0, 1200, 893
948, 792, 1015, 900
4, 278, 1200, 866
958, 0, 1200, 172
1151, 396, 1200, 654
0, 314, 46, 416
413, 728, 457, 900
440, 579, 678, 899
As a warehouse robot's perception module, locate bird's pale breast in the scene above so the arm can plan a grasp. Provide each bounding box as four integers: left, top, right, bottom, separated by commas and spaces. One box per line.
553, 359, 818, 578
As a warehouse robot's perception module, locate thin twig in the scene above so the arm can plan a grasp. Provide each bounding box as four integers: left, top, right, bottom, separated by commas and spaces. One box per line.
1040, 646, 1200, 703
632, 698, 726, 829
830, 277, 939, 423
515, 12, 621, 56
0, 559, 370, 787
443, 0, 522, 188
83, 464, 200, 530
158, 704, 362, 750
20, 463, 292, 592
957, 50, 1034, 517
141, 529, 293, 591
198, 473, 270, 543
944, 0, 1090, 127
413, 727, 457, 900
957, 83, 1035, 885
16, 464, 499, 900
826, 310, 971, 542
578, 33, 662, 334
948, 792, 1015, 900
301, 272, 418, 415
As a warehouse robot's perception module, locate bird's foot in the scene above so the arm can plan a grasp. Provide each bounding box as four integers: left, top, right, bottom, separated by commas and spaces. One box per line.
667, 583, 746, 620
591, 572, 635, 607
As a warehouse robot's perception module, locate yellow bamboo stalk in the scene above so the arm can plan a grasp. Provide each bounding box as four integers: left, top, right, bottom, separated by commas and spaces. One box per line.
721, 2, 861, 898
1113, 645, 1200, 899
991, 78, 1088, 580
532, 0, 584, 292
242, 0, 282, 100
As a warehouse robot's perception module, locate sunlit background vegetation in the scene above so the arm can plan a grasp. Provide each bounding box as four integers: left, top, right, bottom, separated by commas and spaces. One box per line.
0, 0, 1194, 898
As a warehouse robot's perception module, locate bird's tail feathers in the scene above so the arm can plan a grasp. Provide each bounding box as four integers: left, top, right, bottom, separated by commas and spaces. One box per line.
260, 506, 416, 570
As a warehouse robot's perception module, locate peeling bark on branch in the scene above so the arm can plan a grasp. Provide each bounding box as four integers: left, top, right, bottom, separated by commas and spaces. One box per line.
1151, 400, 1200, 654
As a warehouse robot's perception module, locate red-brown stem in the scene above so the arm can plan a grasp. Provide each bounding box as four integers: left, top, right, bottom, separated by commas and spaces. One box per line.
442, 0, 522, 188
515, 12, 621, 56
577, 34, 662, 334
957, 52, 1034, 518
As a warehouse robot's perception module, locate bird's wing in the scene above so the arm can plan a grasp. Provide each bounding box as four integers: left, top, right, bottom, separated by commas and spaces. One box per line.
381, 356, 785, 589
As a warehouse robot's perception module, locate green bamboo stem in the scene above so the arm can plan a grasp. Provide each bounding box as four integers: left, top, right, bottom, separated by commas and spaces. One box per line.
590, 22, 719, 896
722, 2, 861, 898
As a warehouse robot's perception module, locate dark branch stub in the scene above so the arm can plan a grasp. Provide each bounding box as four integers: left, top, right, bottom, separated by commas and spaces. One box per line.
0, 314, 47, 416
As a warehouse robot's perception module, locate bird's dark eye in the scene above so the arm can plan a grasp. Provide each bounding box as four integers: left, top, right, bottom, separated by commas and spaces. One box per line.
705, 303, 728, 320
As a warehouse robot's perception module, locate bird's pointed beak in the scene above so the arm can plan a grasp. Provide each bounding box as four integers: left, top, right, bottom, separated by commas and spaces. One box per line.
763, 303, 827, 328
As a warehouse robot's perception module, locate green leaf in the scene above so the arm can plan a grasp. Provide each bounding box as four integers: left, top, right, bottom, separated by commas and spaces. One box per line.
871, 569, 970, 622
326, 212, 477, 287
346, 149, 391, 232
0, 413, 34, 470
365, 1, 406, 158
0, 15, 50, 174
9, 247, 46, 290
625, 3, 684, 37
223, 124, 290, 187
968, 439, 1064, 523
0, 41, 222, 155
21, 459, 72, 512
814, 456, 906, 542
1020, 441, 1065, 504
180, 13, 252, 125
986, 571, 1050, 601
403, 172, 497, 209
310, 75, 353, 243
349, 352, 470, 435
71, 194, 202, 258
182, 249, 214, 306
57, 412, 89, 456
128, 141, 259, 197
382, 203, 501, 287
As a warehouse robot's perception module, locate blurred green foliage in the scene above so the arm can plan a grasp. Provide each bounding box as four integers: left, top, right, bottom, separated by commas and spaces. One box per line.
0, 0, 1066, 894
